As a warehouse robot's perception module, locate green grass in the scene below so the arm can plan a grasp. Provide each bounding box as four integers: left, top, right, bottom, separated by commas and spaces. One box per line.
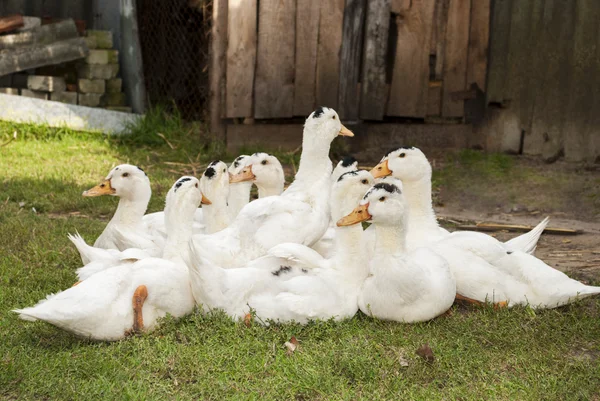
1, 118, 600, 400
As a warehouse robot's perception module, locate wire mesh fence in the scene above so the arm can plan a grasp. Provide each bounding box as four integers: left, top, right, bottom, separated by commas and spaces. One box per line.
136, 0, 211, 120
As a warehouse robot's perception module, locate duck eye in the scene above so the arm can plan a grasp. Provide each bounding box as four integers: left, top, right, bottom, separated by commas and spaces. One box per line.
195, 183, 198, 188
261, 160, 267, 165
223, 169, 226, 173
379, 196, 386, 202
399, 153, 406, 158
332, 115, 336, 120
122, 172, 129, 177
361, 179, 368, 184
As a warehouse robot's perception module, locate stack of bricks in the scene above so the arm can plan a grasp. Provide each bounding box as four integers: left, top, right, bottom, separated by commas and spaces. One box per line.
0, 28, 131, 113
76, 30, 130, 112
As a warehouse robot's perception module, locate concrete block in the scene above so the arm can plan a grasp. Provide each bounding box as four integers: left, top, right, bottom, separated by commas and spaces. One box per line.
107, 50, 119, 64
84, 49, 119, 65
78, 78, 105, 94
21, 89, 48, 100
106, 78, 122, 93
102, 92, 126, 107
12, 74, 29, 89
84, 36, 97, 49
77, 64, 119, 80
50, 91, 78, 104
0, 88, 20, 95
27, 75, 66, 92
16, 17, 42, 32
85, 30, 113, 49
106, 106, 132, 113
78, 93, 102, 107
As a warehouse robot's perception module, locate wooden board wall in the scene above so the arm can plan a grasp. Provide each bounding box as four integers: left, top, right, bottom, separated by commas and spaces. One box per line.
315, 0, 345, 109
254, 0, 296, 119
293, 0, 321, 116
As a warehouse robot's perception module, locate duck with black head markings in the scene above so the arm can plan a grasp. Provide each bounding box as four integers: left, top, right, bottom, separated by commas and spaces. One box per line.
229, 152, 285, 199
15, 176, 210, 341
190, 107, 353, 269
227, 155, 252, 218
337, 182, 456, 322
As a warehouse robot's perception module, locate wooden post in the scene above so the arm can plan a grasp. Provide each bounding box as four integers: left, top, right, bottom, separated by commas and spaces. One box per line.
359, 0, 391, 120
209, 0, 228, 139
120, 0, 146, 114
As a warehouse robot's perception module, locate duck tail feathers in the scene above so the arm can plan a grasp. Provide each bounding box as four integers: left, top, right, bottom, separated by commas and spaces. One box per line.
504, 216, 550, 255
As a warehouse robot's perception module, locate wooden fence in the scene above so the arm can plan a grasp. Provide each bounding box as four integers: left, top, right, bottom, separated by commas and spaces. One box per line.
211, 0, 490, 128
484, 0, 600, 162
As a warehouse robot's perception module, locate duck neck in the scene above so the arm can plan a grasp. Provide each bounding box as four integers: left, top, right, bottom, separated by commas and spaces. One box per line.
162, 204, 195, 263
203, 193, 231, 234
110, 192, 150, 228
228, 182, 252, 217
374, 223, 406, 258
403, 176, 439, 233
293, 136, 333, 186
256, 179, 284, 198
333, 224, 369, 281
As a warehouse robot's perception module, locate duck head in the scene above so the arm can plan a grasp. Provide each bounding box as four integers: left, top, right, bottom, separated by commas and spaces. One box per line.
370, 147, 431, 182
200, 160, 230, 205
331, 155, 358, 183
330, 170, 375, 221
304, 107, 353, 145
83, 164, 151, 201
165, 175, 210, 214
228, 155, 250, 177
337, 182, 406, 227
230, 152, 284, 189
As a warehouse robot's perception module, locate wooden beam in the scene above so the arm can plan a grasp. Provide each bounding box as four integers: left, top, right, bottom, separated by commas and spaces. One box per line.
0, 37, 89, 76
441, 0, 470, 117
338, 0, 366, 120
254, 0, 296, 119
209, 0, 228, 139
387, 0, 436, 117
0, 15, 24, 34
293, 0, 321, 116
226, 0, 257, 118
0, 20, 78, 50
466, 0, 490, 91
359, 0, 391, 120
315, 0, 345, 109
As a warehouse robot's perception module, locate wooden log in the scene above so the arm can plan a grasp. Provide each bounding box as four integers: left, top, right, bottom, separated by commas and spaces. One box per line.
466, 0, 490, 92
457, 223, 582, 236
338, 0, 366, 120
359, 0, 391, 120
254, 0, 296, 119
316, 0, 345, 109
0, 15, 24, 34
293, 0, 321, 116
486, 0, 512, 105
0, 37, 89, 76
441, 0, 470, 117
209, 0, 228, 139
528, 0, 576, 161
226, 0, 257, 118
387, 0, 436, 117
0, 20, 79, 50
563, 0, 600, 161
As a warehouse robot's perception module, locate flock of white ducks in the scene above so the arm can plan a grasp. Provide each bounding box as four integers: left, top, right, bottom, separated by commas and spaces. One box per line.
13, 107, 600, 341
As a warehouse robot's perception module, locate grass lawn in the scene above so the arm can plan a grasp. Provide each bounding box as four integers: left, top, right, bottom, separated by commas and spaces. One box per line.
1, 114, 600, 400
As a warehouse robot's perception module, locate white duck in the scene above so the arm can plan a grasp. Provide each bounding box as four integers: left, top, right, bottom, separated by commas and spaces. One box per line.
227, 155, 252, 218
370, 147, 549, 254
229, 152, 285, 199
200, 160, 232, 234
13, 177, 205, 341
82, 164, 153, 251
311, 156, 366, 258
187, 170, 373, 323
338, 182, 456, 322
190, 107, 354, 268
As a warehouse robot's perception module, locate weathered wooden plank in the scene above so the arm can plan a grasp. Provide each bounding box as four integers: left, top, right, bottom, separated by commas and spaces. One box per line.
427, 81, 442, 116
486, 0, 512, 105
563, 0, 600, 161
0, 37, 89, 76
254, 0, 296, 119
359, 0, 391, 120
338, 0, 366, 120
528, 0, 576, 160
209, 0, 228, 138
293, 0, 321, 116
226, 0, 257, 118
466, 0, 490, 91
387, 0, 436, 117
441, 0, 470, 117
431, 0, 449, 81
588, 4, 600, 162
0, 15, 24, 34
0, 20, 78, 50
316, 0, 345, 109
